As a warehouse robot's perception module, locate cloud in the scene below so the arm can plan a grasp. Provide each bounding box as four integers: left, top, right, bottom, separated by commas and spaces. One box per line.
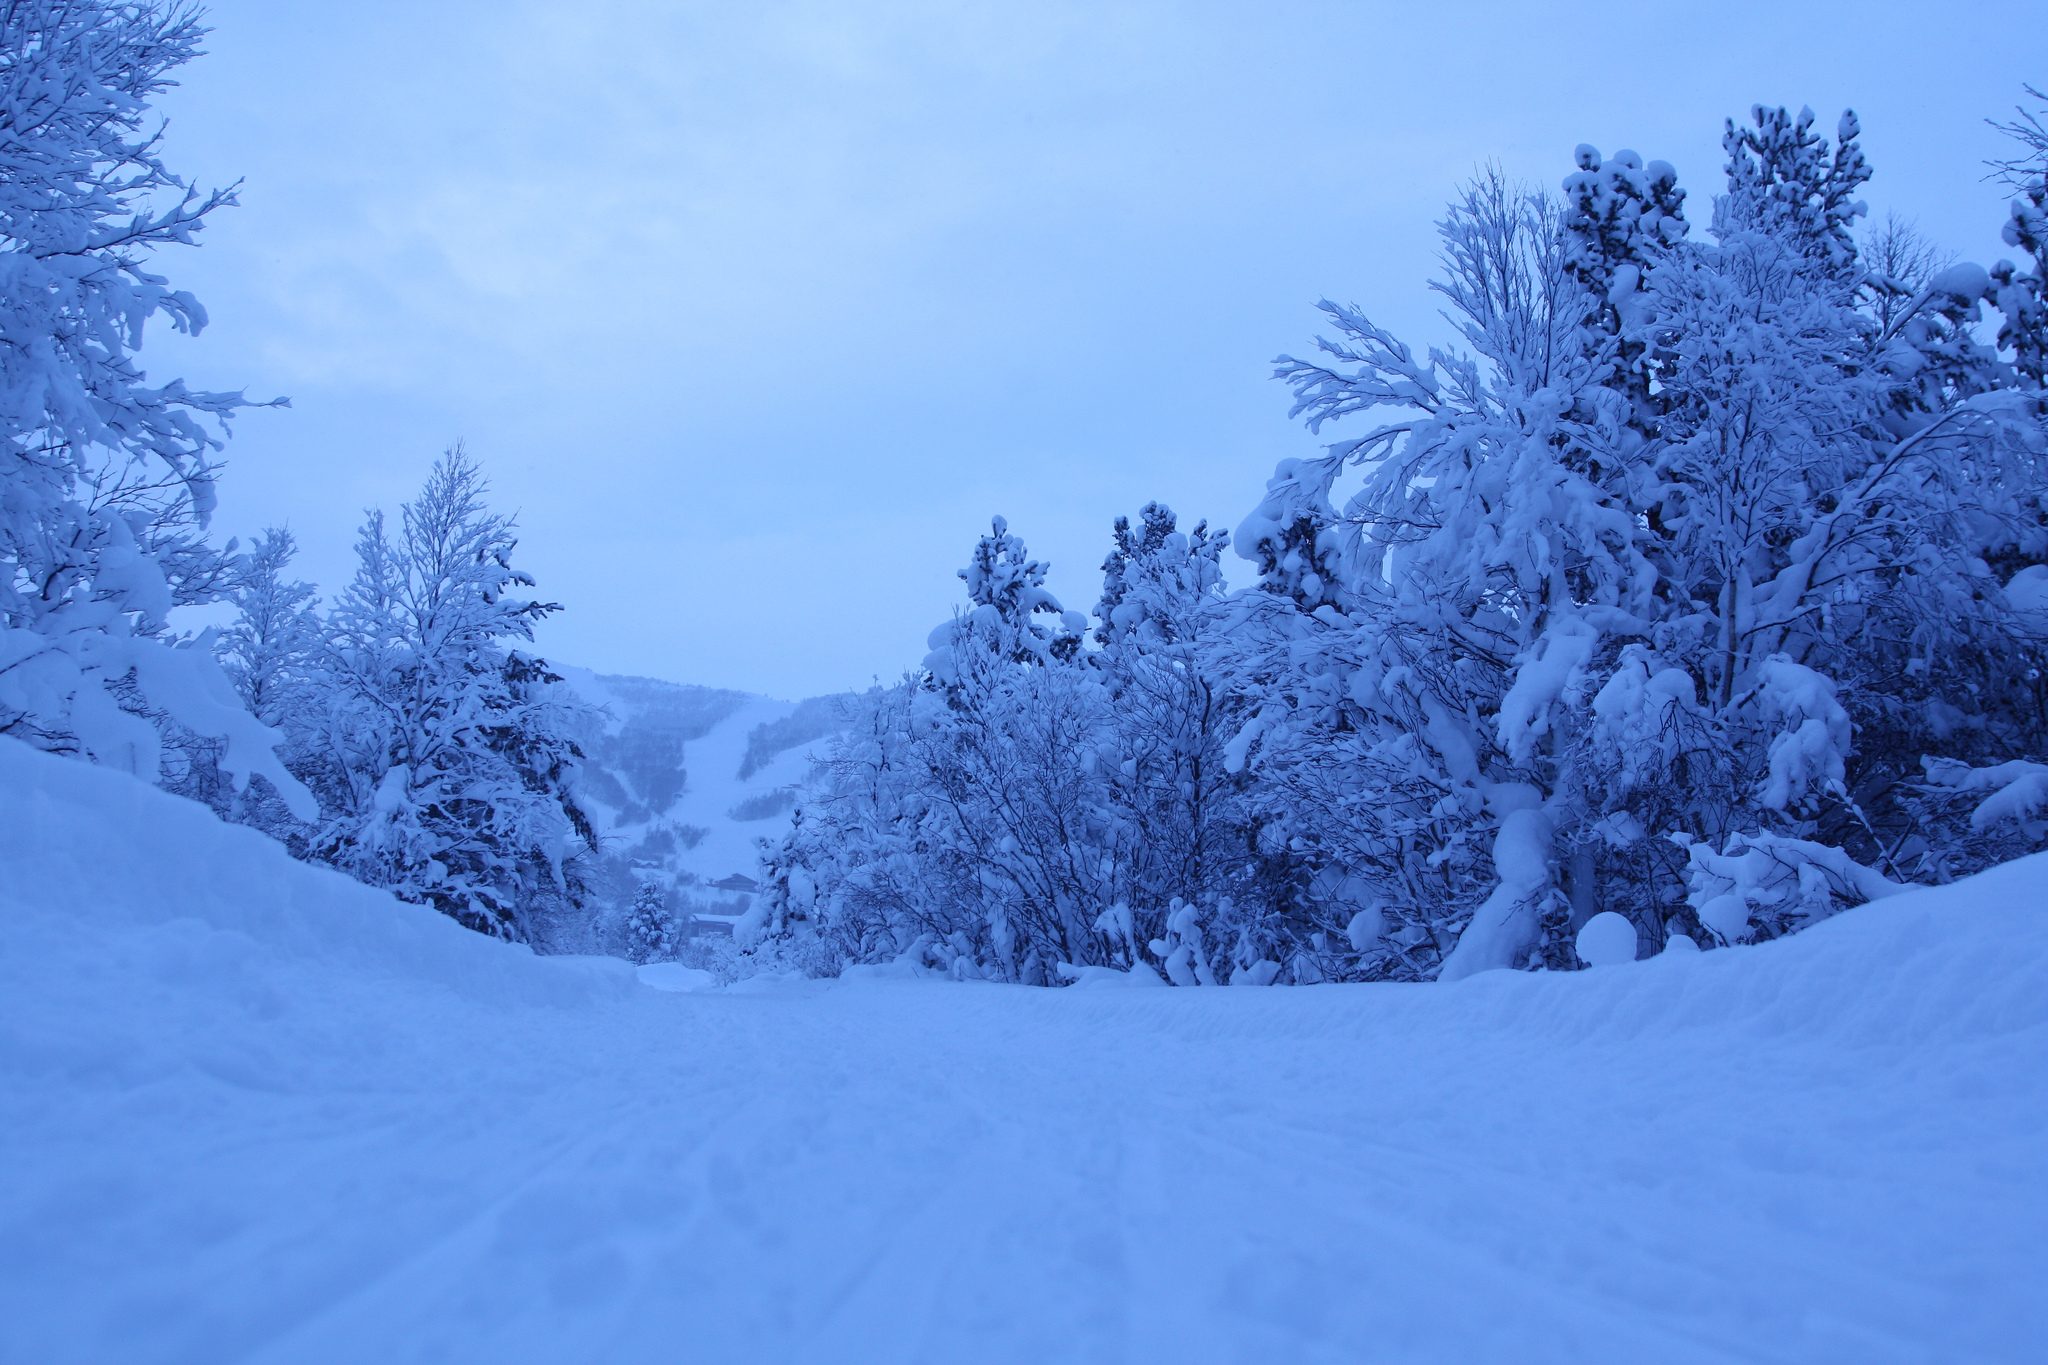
145, 0, 2035, 695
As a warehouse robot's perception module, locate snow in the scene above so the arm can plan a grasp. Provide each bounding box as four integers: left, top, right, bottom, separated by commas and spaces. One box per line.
635, 962, 716, 993
554, 666, 830, 887
4, 736, 2045, 1363
1497, 617, 1599, 763
659, 693, 807, 879
1437, 803, 1556, 981
1574, 910, 1639, 966
1921, 756, 2048, 830
1756, 656, 1854, 813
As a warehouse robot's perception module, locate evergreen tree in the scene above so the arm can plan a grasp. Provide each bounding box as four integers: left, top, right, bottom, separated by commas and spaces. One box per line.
923, 516, 1086, 682
306, 449, 599, 943
626, 880, 678, 963
219, 529, 319, 729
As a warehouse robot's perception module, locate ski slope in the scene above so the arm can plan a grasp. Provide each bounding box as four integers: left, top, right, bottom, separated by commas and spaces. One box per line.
552, 667, 816, 890
2, 738, 2043, 1365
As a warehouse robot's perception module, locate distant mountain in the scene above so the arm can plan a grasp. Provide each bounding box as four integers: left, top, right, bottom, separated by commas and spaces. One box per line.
553, 667, 854, 935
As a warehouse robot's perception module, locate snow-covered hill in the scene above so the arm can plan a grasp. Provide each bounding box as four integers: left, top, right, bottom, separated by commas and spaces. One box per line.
552, 667, 852, 933
3, 737, 2044, 1363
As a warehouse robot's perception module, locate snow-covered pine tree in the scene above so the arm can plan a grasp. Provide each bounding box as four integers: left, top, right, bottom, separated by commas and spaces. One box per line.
218, 529, 319, 729
1092, 502, 1181, 646
923, 515, 1086, 681
0, 0, 307, 815
306, 449, 599, 944
626, 880, 678, 963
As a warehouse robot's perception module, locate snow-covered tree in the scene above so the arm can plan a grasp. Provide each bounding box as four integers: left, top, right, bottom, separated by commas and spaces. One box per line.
1861, 212, 1954, 334
625, 879, 678, 963
756, 518, 1107, 979
218, 528, 319, 728
305, 449, 599, 943
0, 0, 305, 814
779, 518, 1123, 976
748, 684, 920, 965
1878, 85, 2048, 874
1222, 162, 1612, 980
167, 527, 322, 834
1983, 85, 2048, 391
922, 516, 1085, 682
1223, 105, 2048, 979
1089, 504, 1306, 980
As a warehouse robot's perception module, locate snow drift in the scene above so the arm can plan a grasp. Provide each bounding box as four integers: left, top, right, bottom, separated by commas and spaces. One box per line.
2, 737, 2044, 1364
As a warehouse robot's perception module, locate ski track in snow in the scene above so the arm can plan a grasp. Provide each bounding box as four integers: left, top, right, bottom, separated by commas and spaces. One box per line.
2, 740, 2043, 1364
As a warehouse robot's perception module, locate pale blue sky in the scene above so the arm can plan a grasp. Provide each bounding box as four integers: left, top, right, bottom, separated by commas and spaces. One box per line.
150, 0, 2040, 697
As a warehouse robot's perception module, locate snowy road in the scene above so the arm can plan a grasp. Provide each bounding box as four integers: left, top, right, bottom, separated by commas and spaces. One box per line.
4, 742, 2044, 1364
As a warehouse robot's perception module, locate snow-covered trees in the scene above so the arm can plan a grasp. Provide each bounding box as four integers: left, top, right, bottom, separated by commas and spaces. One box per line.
768, 517, 1108, 978
1087, 505, 1305, 978
0, 0, 305, 812
564, 93, 2048, 986
0, 7, 599, 944
25, 4, 2036, 993
299, 450, 599, 943
760, 511, 1306, 983
1220, 101, 2048, 979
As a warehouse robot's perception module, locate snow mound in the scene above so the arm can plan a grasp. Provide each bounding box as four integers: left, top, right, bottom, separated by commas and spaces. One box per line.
1575, 909, 1639, 966
3, 738, 2044, 1364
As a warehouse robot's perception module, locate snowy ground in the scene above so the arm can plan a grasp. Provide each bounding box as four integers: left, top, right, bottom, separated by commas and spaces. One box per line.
3, 740, 2043, 1364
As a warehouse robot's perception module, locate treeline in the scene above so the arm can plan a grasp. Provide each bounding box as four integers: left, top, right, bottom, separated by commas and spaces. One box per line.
744, 100, 2048, 982
6, 3, 2047, 981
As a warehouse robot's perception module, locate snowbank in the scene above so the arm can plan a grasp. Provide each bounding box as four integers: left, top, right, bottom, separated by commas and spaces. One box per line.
2, 738, 2043, 1363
